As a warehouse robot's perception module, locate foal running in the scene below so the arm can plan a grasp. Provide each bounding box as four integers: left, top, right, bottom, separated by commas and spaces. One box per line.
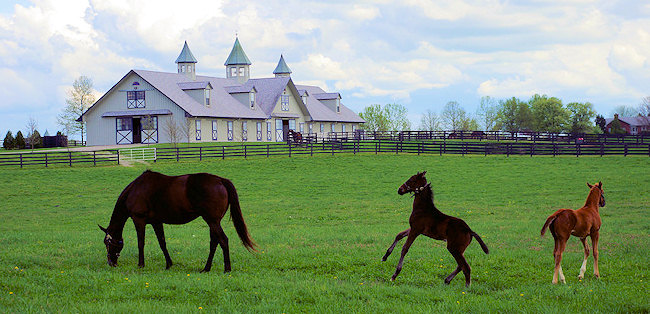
541, 182, 605, 284
382, 172, 489, 287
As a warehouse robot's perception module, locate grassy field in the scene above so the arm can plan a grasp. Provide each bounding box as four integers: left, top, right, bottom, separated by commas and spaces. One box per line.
0, 154, 648, 312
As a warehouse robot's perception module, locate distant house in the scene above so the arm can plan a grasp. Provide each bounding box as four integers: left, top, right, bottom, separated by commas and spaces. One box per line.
605, 114, 650, 135
81, 38, 364, 145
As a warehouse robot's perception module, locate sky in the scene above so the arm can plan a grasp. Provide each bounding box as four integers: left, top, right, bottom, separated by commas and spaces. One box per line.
1, 0, 649, 138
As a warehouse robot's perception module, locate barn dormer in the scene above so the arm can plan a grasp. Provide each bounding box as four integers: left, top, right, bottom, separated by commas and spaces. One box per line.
225, 37, 251, 84
176, 41, 198, 80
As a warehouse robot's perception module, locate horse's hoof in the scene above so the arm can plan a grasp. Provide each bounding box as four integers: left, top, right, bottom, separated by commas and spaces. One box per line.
138, 264, 145, 268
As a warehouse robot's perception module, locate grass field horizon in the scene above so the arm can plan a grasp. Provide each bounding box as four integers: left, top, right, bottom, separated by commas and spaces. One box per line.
1, 154, 648, 312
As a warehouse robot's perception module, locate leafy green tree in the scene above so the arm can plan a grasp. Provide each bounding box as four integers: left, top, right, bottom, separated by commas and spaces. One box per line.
359, 103, 410, 131
441, 101, 466, 130
57, 76, 95, 144
3, 131, 15, 150
15, 131, 26, 149
528, 94, 568, 133
359, 104, 388, 131
476, 96, 498, 131
419, 109, 441, 131
594, 115, 607, 134
496, 97, 532, 132
566, 102, 596, 134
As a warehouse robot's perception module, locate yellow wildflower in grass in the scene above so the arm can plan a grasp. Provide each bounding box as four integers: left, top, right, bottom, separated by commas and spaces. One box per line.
9, 292, 14, 295
520, 293, 524, 297
462, 291, 465, 295
198, 307, 203, 310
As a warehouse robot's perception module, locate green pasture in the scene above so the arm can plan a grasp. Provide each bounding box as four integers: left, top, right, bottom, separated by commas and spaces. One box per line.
0, 154, 648, 312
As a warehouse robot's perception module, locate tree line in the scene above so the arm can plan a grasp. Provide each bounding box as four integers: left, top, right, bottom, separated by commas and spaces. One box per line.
359, 94, 650, 134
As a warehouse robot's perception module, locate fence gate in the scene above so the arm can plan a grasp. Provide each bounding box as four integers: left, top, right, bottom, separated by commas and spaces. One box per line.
119, 147, 156, 162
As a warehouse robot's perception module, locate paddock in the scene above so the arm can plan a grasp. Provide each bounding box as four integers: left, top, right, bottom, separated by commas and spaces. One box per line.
0, 154, 648, 312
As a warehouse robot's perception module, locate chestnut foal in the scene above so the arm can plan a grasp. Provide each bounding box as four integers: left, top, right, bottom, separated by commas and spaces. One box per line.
541, 182, 605, 284
382, 172, 489, 287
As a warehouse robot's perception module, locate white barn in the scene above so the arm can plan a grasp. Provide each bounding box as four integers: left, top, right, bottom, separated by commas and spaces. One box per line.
81, 39, 365, 146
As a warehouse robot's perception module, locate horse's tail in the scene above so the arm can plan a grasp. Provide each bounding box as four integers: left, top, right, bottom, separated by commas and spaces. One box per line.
470, 231, 489, 254
223, 179, 256, 252
541, 214, 558, 237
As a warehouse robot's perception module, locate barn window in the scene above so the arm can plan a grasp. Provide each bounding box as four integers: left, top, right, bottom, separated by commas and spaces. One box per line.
195, 120, 201, 140
281, 95, 289, 111
266, 121, 272, 141
212, 120, 218, 140
250, 91, 256, 109
227, 121, 234, 141
205, 89, 211, 106
256, 122, 262, 141
242, 121, 248, 141
230, 67, 237, 77
127, 91, 145, 108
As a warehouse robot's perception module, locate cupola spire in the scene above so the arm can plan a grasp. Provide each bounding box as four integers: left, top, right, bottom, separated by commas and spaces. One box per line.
225, 37, 251, 83
273, 54, 292, 77
176, 41, 197, 80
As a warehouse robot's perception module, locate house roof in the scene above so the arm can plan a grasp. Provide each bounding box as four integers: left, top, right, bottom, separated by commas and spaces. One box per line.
273, 55, 292, 75
175, 41, 197, 63
296, 85, 364, 123
224, 38, 251, 66
605, 116, 650, 127
102, 109, 173, 117
314, 92, 341, 100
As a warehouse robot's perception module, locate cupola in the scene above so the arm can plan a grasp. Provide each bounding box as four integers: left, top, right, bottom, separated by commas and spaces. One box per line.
273, 54, 292, 77
224, 37, 251, 84
176, 41, 197, 80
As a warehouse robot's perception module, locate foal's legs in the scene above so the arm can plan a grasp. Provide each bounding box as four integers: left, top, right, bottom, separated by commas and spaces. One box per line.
552, 238, 567, 284
201, 221, 230, 273
578, 237, 590, 279
591, 232, 600, 278
390, 231, 419, 281
382, 228, 410, 261
152, 223, 173, 269
132, 218, 147, 268
447, 250, 471, 287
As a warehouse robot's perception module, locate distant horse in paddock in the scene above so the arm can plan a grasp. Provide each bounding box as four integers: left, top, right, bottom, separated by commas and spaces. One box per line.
99, 170, 255, 273
541, 182, 605, 284
382, 172, 489, 287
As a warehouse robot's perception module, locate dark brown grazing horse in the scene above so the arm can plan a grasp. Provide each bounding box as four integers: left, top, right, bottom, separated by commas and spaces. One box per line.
382, 172, 489, 287
541, 182, 605, 284
99, 170, 255, 273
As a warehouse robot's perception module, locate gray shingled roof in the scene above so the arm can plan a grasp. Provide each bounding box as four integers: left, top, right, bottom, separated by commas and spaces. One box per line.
605, 116, 650, 126
224, 38, 251, 65
296, 85, 365, 123
83, 69, 364, 124
178, 81, 212, 90
314, 92, 340, 100
135, 70, 267, 119
175, 41, 197, 63
102, 109, 172, 117
273, 55, 292, 74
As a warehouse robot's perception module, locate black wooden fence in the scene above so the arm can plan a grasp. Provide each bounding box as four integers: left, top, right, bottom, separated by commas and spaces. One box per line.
1, 140, 648, 168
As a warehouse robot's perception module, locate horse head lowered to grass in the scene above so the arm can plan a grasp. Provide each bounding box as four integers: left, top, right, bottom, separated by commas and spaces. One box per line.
99, 170, 255, 273
383, 171, 489, 287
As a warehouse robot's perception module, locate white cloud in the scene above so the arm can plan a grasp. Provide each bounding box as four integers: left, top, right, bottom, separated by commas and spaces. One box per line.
346, 4, 381, 21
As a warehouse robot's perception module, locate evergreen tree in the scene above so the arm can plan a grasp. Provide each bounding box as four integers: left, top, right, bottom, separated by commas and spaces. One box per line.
594, 115, 607, 134
15, 131, 26, 149
3, 131, 15, 150
32, 130, 43, 148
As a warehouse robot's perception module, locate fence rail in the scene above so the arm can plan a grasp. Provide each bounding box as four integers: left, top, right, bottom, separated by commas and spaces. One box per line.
1, 140, 648, 168
327, 130, 650, 144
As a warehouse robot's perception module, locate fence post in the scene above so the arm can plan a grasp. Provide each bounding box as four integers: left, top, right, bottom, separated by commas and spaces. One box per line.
506, 143, 510, 157
331, 142, 335, 156
117, 150, 120, 165
530, 144, 533, 157
576, 144, 580, 157
417, 142, 421, 155
600, 143, 604, 157
69, 152, 72, 167
244, 145, 247, 159
624, 144, 628, 156
93, 151, 96, 166
222, 146, 225, 160
199, 147, 202, 161
20, 154, 23, 168
45, 153, 48, 167
289, 144, 292, 157
176, 148, 179, 162
311, 143, 313, 156
267, 144, 270, 158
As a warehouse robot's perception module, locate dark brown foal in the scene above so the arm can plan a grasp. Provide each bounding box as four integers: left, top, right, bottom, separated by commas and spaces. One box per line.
382, 172, 489, 287
541, 182, 605, 284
